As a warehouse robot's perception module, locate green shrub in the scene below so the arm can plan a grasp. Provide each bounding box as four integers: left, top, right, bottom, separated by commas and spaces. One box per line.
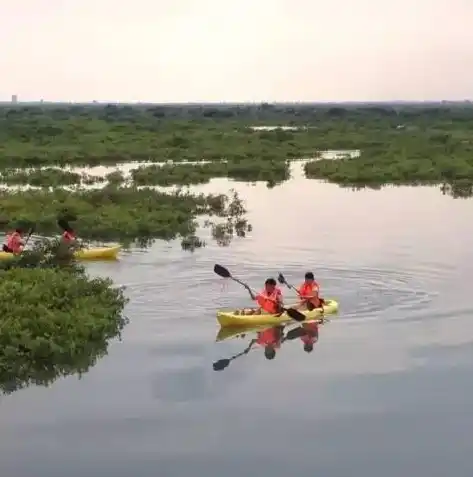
0, 239, 128, 394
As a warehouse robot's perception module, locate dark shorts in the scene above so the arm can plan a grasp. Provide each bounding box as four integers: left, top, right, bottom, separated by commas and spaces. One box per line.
2, 244, 13, 253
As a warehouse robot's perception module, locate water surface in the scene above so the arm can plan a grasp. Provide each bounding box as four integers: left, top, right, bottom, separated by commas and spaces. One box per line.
1, 167, 473, 477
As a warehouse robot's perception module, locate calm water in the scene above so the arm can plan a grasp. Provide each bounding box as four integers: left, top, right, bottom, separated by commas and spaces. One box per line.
2, 164, 473, 477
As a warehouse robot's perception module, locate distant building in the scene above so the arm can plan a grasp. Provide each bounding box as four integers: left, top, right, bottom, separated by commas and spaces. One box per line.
11, 95, 18, 103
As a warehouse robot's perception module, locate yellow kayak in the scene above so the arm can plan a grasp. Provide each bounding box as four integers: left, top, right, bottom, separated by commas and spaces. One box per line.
217, 299, 339, 327
74, 245, 121, 260
0, 245, 121, 261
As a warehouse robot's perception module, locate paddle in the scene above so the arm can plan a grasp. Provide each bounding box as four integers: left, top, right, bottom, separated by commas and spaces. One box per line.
23, 223, 36, 249
213, 264, 307, 322
214, 263, 253, 295
57, 218, 73, 233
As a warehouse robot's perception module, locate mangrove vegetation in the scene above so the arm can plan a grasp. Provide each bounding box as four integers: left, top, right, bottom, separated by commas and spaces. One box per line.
0, 186, 251, 248
1, 103, 473, 194
0, 238, 128, 395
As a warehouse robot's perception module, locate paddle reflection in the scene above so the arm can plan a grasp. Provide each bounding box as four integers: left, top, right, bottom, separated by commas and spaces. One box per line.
213, 320, 325, 371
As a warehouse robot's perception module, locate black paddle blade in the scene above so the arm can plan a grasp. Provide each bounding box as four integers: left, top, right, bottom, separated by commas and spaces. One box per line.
277, 273, 286, 284
214, 264, 231, 279
213, 359, 230, 371
57, 218, 70, 232
285, 307, 306, 322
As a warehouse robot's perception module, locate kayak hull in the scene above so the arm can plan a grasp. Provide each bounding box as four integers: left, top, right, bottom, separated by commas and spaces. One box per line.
217, 299, 339, 327
74, 245, 121, 260
0, 245, 121, 261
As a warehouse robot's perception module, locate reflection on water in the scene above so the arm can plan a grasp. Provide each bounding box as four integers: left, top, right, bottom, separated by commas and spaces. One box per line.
2, 172, 473, 477
0, 342, 110, 396
214, 321, 323, 371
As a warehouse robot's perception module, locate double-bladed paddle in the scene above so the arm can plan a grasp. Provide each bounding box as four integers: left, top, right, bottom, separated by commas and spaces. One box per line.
213, 264, 307, 322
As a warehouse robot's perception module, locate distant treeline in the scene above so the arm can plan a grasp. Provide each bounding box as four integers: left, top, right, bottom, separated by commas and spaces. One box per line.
1, 102, 473, 124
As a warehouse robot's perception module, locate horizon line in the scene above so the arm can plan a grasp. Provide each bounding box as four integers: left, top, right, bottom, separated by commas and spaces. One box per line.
0, 100, 472, 106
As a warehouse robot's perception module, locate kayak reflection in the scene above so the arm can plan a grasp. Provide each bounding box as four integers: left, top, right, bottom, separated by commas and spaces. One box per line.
213, 319, 325, 371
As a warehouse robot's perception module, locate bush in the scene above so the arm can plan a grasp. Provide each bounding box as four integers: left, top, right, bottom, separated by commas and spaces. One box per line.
0, 186, 251, 247
0, 239, 128, 394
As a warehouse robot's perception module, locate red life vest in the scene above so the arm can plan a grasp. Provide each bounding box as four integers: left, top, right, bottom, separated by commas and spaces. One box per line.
63, 230, 76, 243
256, 287, 282, 313
6, 231, 23, 254
298, 280, 321, 307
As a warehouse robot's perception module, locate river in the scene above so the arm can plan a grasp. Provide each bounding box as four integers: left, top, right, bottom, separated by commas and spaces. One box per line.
1, 163, 473, 477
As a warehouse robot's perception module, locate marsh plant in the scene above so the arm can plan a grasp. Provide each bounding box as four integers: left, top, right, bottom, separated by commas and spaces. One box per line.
0, 186, 252, 248
204, 189, 252, 247
0, 238, 128, 395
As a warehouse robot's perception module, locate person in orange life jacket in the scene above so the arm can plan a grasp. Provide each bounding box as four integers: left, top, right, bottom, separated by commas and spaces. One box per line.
298, 272, 323, 309
2, 228, 25, 254
62, 228, 76, 244
249, 278, 284, 314
57, 218, 77, 245
300, 321, 319, 353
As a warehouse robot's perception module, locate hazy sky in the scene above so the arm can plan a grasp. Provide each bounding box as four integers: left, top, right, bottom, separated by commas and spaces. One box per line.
1, 0, 472, 102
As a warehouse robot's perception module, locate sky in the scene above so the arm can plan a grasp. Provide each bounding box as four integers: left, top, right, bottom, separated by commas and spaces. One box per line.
1, 0, 472, 103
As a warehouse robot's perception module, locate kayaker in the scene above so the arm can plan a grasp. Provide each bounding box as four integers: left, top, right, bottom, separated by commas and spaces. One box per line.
62, 227, 77, 245
300, 322, 319, 353
2, 228, 25, 254
58, 218, 77, 245
249, 278, 284, 314
298, 272, 323, 309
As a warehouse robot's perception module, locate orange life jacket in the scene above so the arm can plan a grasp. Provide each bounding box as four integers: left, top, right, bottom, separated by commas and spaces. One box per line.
256, 287, 282, 314
62, 230, 76, 242
298, 281, 321, 307
6, 231, 23, 254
